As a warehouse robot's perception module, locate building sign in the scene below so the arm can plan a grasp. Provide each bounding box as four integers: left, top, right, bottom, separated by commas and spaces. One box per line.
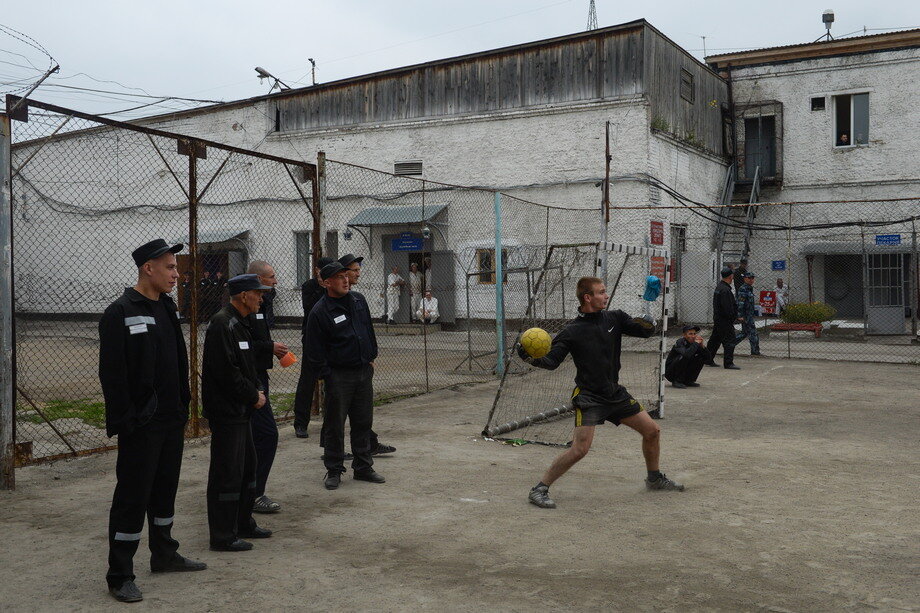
650, 256, 667, 282
771, 260, 786, 271
875, 234, 901, 246
759, 290, 777, 315
391, 232, 423, 251
650, 220, 665, 246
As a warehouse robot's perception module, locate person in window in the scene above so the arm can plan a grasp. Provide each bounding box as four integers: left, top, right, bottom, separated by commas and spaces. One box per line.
836, 133, 850, 147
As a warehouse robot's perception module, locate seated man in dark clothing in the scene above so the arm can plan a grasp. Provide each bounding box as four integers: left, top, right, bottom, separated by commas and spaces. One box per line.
665, 325, 711, 389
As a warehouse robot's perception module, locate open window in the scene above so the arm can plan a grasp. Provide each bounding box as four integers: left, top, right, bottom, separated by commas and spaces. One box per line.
834, 93, 869, 147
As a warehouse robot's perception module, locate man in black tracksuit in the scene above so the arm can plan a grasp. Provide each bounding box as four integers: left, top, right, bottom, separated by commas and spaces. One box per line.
246, 260, 289, 515
706, 267, 742, 370
293, 257, 334, 438
202, 274, 274, 552
665, 324, 711, 388
99, 239, 206, 603
306, 262, 385, 490
521, 276, 685, 509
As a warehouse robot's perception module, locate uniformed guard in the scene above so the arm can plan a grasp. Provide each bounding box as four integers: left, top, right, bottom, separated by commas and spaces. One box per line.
293, 256, 334, 438
202, 273, 274, 551
246, 260, 289, 514
706, 266, 742, 370
305, 262, 385, 490
99, 239, 206, 603
736, 271, 762, 356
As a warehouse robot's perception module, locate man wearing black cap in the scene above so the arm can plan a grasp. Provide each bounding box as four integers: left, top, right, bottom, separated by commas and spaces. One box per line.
202, 274, 274, 552
246, 260, 289, 514
665, 325, 711, 388
306, 262, 385, 490
335, 253, 396, 458
707, 267, 742, 370
293, 256, 334, 438
99, 239, 206, 603
736, 271, 762, 356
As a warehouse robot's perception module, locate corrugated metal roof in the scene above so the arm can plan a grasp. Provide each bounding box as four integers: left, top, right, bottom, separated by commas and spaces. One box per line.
347, 205, 446, 227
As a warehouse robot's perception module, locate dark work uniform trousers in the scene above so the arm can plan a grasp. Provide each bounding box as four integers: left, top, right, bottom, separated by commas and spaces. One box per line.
293, 345, 317, 432
323, 364, 374, 474
206, 421, 258, 546
666, 346, 710, 384
707, 322, 739, 367
106, 423, 184, 588
251, 371, 278, 498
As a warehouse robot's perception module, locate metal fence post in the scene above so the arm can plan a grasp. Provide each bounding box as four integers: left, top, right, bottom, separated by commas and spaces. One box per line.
185, 141, 201, 436
494, 191, 505, 376
0, 113, 14, 489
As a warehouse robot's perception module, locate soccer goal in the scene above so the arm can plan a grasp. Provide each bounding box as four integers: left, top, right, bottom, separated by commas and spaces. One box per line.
482, 241, 670, 447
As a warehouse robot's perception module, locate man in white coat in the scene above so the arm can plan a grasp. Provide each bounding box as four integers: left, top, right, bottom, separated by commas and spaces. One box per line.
386, 266, 404, 324
415, 290, 439, 324
774, 278, 789, 314
409, 263, 424, 320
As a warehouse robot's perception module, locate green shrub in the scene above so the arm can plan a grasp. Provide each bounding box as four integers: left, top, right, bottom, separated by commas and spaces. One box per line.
781, 302, 836, 324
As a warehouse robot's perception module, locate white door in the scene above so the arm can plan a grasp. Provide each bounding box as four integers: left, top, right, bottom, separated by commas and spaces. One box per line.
678, 251, 717, 324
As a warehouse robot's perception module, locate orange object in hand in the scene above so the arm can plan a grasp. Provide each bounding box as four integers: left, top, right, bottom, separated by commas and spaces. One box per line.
279, 352, 297, 368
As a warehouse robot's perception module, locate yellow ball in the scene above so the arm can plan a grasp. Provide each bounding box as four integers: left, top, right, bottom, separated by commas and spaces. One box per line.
520, 327, 552, 359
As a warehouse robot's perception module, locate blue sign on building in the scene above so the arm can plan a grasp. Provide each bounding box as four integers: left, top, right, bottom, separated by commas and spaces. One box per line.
771, 260, 786, 271
875, 234, 902, 246
391, 232, 423, 251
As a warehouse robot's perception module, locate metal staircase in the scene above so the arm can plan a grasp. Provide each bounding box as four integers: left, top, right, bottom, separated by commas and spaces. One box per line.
714, 165, 761, 262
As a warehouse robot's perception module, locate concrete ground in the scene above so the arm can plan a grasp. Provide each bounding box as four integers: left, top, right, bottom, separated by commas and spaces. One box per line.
1, 355, 918, 612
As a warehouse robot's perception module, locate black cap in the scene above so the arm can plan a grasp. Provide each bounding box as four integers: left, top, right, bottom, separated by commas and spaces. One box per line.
320, 261, 347, 281
227, 273, 272, 295
682, 324, 701, 333
132, 239, 183, 267
338, 253, 364, 268
744, 271, 757, 279
316, 257, 334, 269
720, 266, 734, 278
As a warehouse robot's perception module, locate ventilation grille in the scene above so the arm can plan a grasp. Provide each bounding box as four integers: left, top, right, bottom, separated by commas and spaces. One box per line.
394, 160, 423, 176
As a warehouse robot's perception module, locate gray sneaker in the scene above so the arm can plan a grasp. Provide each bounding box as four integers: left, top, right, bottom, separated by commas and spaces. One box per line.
528, 485, 557, 508
645, 473, 685, 491
253, 495, 281, 513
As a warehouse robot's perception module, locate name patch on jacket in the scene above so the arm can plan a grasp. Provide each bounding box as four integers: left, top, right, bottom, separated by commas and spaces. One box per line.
238, 341, 250, 350
333, 314, 347, 324
124, 315, 155, 335
128, 324, 148, 335
256, 313, 264, 320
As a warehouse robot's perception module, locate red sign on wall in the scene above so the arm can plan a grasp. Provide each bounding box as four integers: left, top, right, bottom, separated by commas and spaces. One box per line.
650, 256, 666, 282
650, 220, 665, 245
760, 290, 777, 315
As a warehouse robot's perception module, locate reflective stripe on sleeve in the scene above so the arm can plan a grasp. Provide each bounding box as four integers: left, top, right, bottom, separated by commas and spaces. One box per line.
124, 316, 155, 326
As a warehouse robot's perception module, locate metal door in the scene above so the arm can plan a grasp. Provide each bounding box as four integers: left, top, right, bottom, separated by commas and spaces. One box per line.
429, 251, 456, 323
744, 116, 776, 178
678, 251, 717, 324
824, 255, 863, 318
866, 252, 906, 335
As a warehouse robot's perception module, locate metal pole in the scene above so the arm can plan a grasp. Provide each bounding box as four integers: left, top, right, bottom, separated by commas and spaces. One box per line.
466, 273, 472, 371
494, 192, 505, 376
187, 145, 200, 437
787, 203, 793, 359
313, 151, 326, 267
1, 113, 14, 489
911, 219, 918, 338
599, 121, 611, 280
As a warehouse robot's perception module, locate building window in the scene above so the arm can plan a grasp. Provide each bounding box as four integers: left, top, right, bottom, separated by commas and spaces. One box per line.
394, 160, 423, 176
834, 93, 869, 146
294, 231, 311, 285
811, 97, 825, 111
476, 248, 508, 284
679, 69, 694, 103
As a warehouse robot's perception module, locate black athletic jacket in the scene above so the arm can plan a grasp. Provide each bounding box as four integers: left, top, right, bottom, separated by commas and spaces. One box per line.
98, 288, 190, 437
713, 280, 737, 324
202, 304, 261, 425
250, 289, 276, 373
531, 309, 654, 399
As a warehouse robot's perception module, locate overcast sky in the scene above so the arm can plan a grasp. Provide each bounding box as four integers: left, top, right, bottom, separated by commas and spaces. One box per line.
2, 0, 918, 118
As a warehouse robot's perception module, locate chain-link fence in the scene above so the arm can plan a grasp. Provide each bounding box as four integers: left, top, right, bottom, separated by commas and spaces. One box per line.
9, 97, 318, 464
641, 196, 920, 364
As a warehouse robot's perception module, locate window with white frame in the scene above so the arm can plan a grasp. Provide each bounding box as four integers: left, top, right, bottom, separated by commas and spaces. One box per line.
294, 231, 311, 285
833, 93, 869, 147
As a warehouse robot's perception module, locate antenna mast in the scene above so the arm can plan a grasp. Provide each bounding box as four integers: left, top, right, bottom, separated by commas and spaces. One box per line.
587, 0, 598, 30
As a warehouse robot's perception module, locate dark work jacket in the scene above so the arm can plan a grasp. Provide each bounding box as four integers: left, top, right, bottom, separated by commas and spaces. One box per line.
250, 289, 276, 373
531, 309, 654, 399
713, 280, 738, 324
202, 304, 260, 425
305, 291, 378, 379
733, 268, 746, 294
301, 278, 325, 334
98, 288, 190, 437
665, 337, 706, 380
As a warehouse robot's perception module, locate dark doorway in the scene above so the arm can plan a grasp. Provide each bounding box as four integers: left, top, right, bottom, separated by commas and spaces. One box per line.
744, 116, 776, 178
824, 254, 863, 318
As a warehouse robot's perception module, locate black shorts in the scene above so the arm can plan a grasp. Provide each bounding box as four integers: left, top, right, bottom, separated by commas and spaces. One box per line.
571, 388, 643, 427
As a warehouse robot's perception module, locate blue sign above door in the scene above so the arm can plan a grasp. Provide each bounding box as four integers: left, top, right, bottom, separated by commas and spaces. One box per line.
391, 232, 423, 251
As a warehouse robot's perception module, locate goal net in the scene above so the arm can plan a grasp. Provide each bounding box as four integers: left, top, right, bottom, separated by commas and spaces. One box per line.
483, 242, 670, 447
